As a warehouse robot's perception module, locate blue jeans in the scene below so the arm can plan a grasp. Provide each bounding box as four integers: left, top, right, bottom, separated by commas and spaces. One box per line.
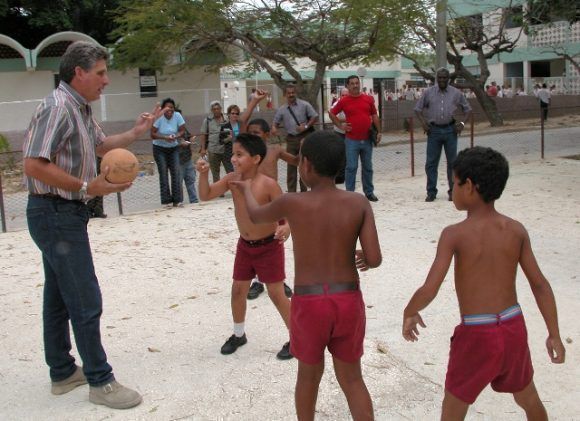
180, 159, 198, 203
345, 138, 374, 195
26, 195, 114, 386
425, 125, 457, 197
153, 145, 182, 205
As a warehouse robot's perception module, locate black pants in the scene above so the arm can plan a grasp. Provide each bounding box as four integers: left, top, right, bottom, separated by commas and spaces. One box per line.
540, 102, 549, 121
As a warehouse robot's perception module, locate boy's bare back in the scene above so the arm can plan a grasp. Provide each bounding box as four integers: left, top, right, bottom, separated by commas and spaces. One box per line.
447, 211, 527, 315
276, 188, 380, 286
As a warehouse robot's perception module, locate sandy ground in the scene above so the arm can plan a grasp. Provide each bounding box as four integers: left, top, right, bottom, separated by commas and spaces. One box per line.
0, 156, 579, 421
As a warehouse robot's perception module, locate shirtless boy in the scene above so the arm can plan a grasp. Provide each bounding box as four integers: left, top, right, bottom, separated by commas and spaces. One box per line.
231, 131, 382, 420
196, 133, 293, 360
403, 146, 565, 420
243, 91, 298, 300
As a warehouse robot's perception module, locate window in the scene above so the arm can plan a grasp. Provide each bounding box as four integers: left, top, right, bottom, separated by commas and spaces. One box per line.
455, 14, 483, 42
139, 69, 157, 98
330, 78, 348, 92
504, 6, 523, 29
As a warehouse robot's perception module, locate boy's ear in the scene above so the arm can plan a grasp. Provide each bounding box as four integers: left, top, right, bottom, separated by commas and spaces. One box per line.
301, 156, 312, 172
465, 178, 478, 195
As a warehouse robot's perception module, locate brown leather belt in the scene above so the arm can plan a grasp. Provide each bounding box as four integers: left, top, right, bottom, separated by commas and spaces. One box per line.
294, 281, 359, 296
240, 234, 276, 247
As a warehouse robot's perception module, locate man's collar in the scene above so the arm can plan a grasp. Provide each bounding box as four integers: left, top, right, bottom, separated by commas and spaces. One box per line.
59, 81, 90, 108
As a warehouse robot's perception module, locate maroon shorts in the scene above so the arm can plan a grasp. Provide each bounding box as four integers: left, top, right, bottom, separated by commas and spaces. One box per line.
445, 313, 534, 404
232, 235, 285, 283
290, 288, 365, 365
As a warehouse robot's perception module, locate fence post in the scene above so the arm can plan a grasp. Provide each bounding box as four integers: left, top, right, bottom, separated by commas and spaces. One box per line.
116, 192, 124, 216
470, 112, 474, 148
409, 117, 415, 177
0, 172, 6, 233
319, 83, 326, 129
540, 107, 545, 159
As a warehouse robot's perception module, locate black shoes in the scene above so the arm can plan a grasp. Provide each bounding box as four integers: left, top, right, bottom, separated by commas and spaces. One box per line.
247, 282, 265, 300
425, 194, 436, 202
221, 335, 292, 360
366, 193, 379, 202
284, 283, 293, 298
276, 342, 293, 360
248, 281, 292, 299
220, 334, 248, 355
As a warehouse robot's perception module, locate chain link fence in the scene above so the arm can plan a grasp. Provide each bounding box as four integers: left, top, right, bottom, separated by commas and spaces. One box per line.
1, 97, 579, 233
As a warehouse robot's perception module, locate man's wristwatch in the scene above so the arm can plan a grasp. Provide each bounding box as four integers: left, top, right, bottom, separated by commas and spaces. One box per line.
79, 181, 88, 199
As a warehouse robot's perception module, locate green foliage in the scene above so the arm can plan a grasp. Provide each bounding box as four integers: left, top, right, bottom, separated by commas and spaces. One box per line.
0, 0, 121, 47
111, 0, 430, 104
526, 0, 579, 25
0, 133, 9, 153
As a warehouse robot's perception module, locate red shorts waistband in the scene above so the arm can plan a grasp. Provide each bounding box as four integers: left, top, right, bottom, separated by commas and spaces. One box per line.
240, 234, 276, 247
461, 304, 522, 326
294, 282, 359, 296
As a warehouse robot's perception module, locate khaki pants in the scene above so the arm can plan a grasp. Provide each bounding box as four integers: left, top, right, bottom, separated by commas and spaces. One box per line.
208, 151, 233, 183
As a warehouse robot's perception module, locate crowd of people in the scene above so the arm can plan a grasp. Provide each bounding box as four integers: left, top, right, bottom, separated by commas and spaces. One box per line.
21, 41, 567, 420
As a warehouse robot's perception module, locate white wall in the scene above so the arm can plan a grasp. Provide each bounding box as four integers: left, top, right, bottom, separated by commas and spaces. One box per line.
0, 67, 221, 132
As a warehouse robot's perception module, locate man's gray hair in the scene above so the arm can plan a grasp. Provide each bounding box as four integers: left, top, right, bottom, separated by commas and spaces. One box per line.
436, 67, 450, 76
209, 100, 222, 108
59, 41, 109, 84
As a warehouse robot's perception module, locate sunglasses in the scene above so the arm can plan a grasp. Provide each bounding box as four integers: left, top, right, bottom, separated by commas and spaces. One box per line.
229, 112, 239, 115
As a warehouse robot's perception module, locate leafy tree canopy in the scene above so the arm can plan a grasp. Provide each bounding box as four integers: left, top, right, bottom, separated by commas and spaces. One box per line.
111, 0, 427, 105
0, 0, 120, 48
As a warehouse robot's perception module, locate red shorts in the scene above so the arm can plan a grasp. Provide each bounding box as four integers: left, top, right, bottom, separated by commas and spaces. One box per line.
445, 313, 534, 404
290, 289, 366, 365
232, 235, 285, 283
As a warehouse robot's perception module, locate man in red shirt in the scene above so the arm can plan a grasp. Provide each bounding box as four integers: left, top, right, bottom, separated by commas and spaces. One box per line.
487, 81, 498, 97
328, 75, 382, 202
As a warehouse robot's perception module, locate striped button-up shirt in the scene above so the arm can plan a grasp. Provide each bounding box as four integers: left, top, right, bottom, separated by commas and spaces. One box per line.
414, 84, 471, 125
23, 82, 105, 200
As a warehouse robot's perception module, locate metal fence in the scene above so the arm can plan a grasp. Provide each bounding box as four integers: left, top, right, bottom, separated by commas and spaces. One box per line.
1, 105, 579, 233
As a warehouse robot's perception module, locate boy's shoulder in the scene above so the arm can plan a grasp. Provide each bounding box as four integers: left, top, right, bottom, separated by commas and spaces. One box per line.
252, 171, 277, 185
445, 212, 526, 238
318, 189, 369, 207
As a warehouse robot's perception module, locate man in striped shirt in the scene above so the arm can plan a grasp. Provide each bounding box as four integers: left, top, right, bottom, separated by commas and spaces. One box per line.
23, 41, 162, 410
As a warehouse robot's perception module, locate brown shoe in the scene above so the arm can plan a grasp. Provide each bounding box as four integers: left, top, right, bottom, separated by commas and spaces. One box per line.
89, 380, 142, 409
51, 366, 87, 395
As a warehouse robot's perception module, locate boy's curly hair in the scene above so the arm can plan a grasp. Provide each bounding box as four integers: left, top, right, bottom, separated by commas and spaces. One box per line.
452, 146, 509, 203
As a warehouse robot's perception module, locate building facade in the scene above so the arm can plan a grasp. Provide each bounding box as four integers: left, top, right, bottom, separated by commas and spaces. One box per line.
0, 32, 221, 132
447, 0, 580, 94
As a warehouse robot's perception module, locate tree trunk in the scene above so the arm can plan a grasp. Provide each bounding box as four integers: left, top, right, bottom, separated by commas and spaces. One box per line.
455, 64, 504, 126
472, 85, 504, 126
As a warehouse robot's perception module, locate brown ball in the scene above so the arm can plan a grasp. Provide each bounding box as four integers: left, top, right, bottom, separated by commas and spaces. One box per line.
100, 149, 140, 183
